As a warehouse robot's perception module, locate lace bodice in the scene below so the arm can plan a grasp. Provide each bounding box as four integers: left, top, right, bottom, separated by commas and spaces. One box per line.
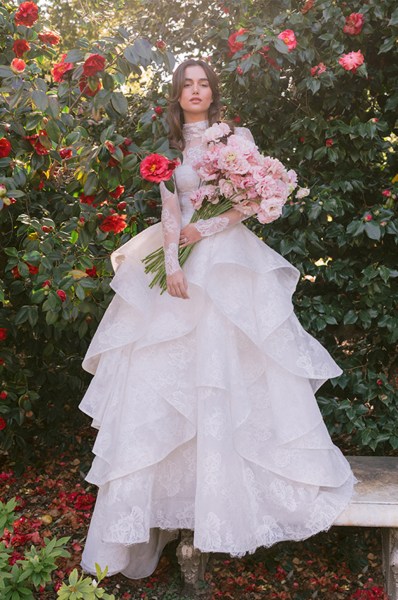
159, 120, 256, 275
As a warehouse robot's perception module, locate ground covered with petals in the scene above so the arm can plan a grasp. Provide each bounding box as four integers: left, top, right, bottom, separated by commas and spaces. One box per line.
0, 423, 389, 599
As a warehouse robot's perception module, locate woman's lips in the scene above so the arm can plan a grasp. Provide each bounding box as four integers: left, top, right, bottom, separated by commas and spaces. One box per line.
190, 98, 202, 103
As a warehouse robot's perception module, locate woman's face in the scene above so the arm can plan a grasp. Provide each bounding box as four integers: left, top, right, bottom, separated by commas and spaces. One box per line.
178, 64, 213, 123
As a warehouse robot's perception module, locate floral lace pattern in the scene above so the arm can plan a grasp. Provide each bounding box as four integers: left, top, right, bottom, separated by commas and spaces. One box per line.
79, 123, 357, 580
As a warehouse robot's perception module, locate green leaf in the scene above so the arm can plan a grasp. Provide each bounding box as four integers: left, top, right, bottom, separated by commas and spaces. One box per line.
364, 221, 381, 241
84, 172, 98, 195
31, 90, 48, 111
110, 92, 128, 116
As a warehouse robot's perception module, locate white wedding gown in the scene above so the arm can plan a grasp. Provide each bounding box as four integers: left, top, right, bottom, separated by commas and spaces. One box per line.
79, 120, 357, 579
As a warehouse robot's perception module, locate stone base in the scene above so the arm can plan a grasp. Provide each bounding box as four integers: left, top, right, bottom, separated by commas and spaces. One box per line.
176, 529, 209, 597
382, 528, 398, 600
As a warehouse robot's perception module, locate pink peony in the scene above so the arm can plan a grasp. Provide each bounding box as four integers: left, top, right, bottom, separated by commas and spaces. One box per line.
202, 122, 231, 143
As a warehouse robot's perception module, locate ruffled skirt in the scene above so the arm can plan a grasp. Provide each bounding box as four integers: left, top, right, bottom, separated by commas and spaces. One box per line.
79, 222, 356, 579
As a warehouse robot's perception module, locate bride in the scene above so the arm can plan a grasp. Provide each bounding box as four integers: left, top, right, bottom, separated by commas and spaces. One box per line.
79, 58, 357, 580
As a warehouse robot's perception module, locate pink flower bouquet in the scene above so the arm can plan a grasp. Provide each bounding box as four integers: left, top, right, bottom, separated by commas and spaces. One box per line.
142, 122, 299, 293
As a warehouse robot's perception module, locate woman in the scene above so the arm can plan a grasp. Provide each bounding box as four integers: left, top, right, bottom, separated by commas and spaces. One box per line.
79, 58, 357, 580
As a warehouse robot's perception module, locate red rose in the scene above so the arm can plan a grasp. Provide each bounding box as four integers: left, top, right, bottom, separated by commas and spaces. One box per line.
228, 28, 248, 56
59, 147, 72, 159
42, 280, 51, 287
301, 0, 314, 14
364, 213, 373, 222
79, 75, 101, 97
25, 130, 50, 155
0, 391, 7, 400
11, 58, 26, 74
51, 54, 74, 83
41, 225, 53, 232
56, 289, 66, 302
14, 2, 39, 27
83, 54, 106, 76
325, 138, 334, 147
0, 417, 6, 431
99, 214, 127, 234
85, 266, 97, 277
233, 116, 241, 124
154, 106, 163, 115
79, 193, 97, 206
376, 379, 383, 386
0, 328, 8, 341
109, 185, 124, 199
117, 201, 127, 210
38, 31, 60, 45
12, 266, 21, 279
236, 66, 243, 76
27, 263, 39, 275
343, 13, 365, 36
0, 359, 5, 366
0, 138, 12, 158
13, 39, 30, 57
140, 154, 179, 183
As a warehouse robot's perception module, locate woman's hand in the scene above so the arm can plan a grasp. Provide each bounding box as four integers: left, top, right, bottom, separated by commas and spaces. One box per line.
179, 223, 202, 248
166, 268, 190, 299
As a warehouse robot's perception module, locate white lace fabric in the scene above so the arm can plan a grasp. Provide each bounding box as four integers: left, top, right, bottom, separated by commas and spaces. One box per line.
78, 120, 358, 581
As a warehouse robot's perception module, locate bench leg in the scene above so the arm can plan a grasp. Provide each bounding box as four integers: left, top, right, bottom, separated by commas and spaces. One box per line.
382, 528, 398, 600
176, 529, 209, 596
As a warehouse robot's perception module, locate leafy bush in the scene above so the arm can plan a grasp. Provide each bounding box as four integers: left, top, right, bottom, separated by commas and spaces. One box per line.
0, 0, 397, 457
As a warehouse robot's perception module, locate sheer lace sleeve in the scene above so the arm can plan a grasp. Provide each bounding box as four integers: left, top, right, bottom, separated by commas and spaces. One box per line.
159, 180, 182, 275
234, 126, 255, 144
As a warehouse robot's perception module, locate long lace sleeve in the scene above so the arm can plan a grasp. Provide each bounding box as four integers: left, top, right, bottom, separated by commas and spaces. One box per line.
159, 180, 182, 275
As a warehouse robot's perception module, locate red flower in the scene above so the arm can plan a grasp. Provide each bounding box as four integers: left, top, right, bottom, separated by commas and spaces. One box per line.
0, 359, 4, 366
14, 2, 39, 27
376, 379, 383, 386
109, 185, 124, 199
13, 39, 30, 57
364, 213, 373, 221
0, 328, 8, 341
99, 214, 127, 233
233, 116, 241, 124
154, 106, 163, 115
343, 13, 365, 36
42, 280, 51, 287
325, 138, 334, 147
311, 62, 327, 77
155, 40, 166, 51
51, 54, 74, 83
27, 263, 39, 275
0, 417, 6, 431
79, 193, 97, 206
301, 0, 314, 13
382, 189, 391, 197
338, 50, 365, 74
0, 391, 7, 400
85, 266, 97, 277
117, 201, 127, 210
104, 140, 116, 153
25, 130, 50, 155
59, 147, 72, 159
140, 153, 178, 183
38, 31, 60, 45
83, 54, 106, 76
277, 29, 297, 52
11, 58, 26, 73
11, 266, 21, 279
228, 28, 248, 56
236, 66, 243, 76
0, 138, 12, 158
56, 289, 66, 302
41, 225, 53, 232
79, 75, 101, 97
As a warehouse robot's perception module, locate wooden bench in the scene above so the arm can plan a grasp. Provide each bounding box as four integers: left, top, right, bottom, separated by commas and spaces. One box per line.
334, 456, 398, 600
177, 456, 398, 598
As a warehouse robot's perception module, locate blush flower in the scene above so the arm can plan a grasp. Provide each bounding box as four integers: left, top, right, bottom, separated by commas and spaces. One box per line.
202, 122, 231, 143
338, 50, 365, 74
277, 29, 297, 52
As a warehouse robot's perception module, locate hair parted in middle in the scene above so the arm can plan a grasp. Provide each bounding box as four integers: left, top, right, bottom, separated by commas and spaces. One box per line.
166, 58, 223, 150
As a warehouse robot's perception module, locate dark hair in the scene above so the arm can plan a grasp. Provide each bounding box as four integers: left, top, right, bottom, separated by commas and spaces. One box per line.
166, 59, 222, 150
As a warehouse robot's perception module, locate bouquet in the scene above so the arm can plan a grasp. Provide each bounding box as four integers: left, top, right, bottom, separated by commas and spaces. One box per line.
142, 122, 300, 293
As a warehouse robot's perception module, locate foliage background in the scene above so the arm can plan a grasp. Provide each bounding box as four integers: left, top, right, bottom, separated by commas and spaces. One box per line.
0, 0, 397, 463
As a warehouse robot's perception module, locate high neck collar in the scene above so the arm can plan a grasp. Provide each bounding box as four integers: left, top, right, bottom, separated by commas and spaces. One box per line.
183, 119, 209, 142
